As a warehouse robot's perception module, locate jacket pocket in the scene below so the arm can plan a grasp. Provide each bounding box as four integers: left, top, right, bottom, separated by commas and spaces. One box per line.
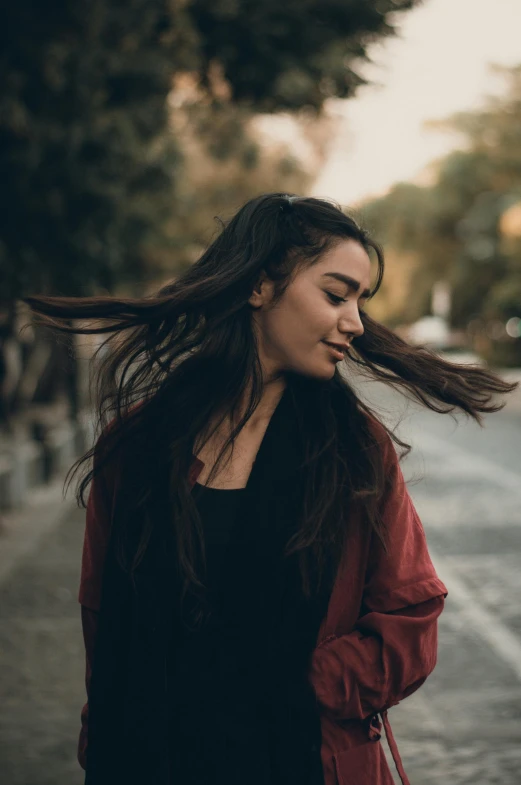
332, 741, 395, 785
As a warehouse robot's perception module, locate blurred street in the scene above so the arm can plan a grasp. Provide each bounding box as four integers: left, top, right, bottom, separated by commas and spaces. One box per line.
0, 382, 520, 785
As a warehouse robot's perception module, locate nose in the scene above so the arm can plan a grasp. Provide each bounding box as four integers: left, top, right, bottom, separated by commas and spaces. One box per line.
339, 307, 364, 339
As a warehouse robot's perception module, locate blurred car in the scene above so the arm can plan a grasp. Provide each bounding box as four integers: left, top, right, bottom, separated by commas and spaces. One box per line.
407, 316, 451, 349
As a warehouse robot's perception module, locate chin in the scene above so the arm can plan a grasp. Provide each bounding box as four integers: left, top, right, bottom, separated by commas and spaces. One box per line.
293, 363, 337, 381
318, 366, 337, 380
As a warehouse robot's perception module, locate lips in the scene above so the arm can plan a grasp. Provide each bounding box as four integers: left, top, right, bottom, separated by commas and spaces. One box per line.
325, 341, 350, 352
322, 341, 347, 361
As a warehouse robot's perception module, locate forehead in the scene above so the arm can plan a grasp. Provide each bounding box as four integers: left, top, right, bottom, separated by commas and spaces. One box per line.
310, 239, 372, 286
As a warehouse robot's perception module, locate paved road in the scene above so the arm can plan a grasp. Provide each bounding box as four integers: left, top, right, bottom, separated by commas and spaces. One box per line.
0, 381, 520, 785
359, 380, 521, 785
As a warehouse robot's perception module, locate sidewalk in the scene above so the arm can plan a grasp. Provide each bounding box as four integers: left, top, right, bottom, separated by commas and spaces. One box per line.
0, 479, 85, 785
0, 479, 77, 583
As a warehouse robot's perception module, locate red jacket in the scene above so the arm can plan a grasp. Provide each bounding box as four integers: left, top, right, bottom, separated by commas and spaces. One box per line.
78, 418, 447, 784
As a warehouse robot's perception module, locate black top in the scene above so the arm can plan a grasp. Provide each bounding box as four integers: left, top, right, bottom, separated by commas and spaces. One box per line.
170, 481, 262, 785
85, 379, 333, 785
191, 481, 246, 603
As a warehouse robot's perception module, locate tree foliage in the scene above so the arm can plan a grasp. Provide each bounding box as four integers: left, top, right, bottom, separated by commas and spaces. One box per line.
0, 0, 423, 305
188, 0, 422, 111
360, 64, 521, 362
0, 0, 196, 301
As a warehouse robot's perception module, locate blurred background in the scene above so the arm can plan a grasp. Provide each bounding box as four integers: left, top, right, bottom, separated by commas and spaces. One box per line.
0, 1, 520, 783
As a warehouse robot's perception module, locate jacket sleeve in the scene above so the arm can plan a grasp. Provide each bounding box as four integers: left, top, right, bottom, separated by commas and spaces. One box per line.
78, 605, 99, 770
77, 443, 113, 770
309, 425, 448, 721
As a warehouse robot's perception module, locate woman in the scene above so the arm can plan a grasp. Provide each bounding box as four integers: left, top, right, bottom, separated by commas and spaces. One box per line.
26, 193, 516, 785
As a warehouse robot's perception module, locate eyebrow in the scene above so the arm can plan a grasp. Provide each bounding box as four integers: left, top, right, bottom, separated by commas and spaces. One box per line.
321, 272, 371, 299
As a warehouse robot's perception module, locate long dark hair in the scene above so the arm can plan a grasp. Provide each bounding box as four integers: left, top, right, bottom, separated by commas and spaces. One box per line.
24, 192, 517, 622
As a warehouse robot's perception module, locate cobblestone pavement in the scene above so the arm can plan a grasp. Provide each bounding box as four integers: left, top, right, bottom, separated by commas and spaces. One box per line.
1, 384, 520, 784
371, 385, 521, 785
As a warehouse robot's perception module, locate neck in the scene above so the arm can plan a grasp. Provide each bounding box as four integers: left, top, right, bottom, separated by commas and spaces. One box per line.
232, 370, 286, 432
194, 371, 287, 457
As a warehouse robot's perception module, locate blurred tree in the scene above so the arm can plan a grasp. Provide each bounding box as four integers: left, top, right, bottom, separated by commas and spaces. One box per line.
425, 66, 521, 332
0, 0, 196, 424
360, 63, 521, 365
0, 0, 196, 303
0, 0, 424, 304
187, 0, 422, 111
360, 182, 434, 324
155, 76, 337, 281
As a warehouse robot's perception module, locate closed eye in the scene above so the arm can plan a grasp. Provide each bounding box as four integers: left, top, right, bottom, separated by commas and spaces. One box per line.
326, 292, 346, 305
326, 291, 366, 312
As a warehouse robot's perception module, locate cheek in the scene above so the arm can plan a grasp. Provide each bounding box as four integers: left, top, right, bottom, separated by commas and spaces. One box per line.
293, 294, 333, 339
268, 294, 331, 352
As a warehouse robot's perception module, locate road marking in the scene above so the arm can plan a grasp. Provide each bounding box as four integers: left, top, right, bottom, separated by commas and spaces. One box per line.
412, 430, 521, 682
430, 555, 521, 683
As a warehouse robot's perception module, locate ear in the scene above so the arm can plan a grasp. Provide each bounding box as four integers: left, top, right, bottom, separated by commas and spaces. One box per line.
248, 272, 275, 309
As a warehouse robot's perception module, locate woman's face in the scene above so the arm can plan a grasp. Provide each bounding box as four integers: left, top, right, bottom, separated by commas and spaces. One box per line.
250, 238, 372, 381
